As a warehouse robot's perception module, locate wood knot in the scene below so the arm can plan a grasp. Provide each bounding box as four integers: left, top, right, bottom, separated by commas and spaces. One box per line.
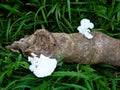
25, 29, 56, 57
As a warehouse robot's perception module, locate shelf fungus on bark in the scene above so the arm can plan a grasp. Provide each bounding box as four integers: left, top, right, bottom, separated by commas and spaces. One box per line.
6, 29, 120, 66
77, 18, 94, 39
28, 53, 57, 78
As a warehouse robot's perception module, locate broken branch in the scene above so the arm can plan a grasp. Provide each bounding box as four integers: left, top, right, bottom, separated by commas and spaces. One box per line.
6, 29, 120, 66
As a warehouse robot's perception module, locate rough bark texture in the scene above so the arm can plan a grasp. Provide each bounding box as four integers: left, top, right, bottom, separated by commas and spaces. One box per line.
6, 29, 120, 66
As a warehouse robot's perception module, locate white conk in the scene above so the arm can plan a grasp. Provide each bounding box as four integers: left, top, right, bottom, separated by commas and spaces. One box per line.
28, 53, 57, 78
77, 18, 94, 39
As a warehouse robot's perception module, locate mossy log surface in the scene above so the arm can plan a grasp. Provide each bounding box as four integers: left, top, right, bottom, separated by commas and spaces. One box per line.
6, 29, 120, 66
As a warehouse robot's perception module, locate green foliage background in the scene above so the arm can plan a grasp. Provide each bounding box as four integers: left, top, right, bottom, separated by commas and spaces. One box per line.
0, 0, 120, 90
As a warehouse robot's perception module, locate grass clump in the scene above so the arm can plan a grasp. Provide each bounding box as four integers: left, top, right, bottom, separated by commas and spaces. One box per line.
0, 0, 120, 90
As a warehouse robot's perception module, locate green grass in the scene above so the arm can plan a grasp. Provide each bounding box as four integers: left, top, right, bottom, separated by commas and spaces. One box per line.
0, 0, 120, 90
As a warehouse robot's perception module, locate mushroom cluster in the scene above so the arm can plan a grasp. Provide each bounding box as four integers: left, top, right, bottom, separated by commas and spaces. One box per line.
77, 19, 94, 39
28, 53, 57, 78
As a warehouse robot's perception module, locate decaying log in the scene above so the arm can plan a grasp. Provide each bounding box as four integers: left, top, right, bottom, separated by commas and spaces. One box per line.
6, 29, 120, 66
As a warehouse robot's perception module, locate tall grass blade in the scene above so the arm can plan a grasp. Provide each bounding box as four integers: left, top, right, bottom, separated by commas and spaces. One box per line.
62, 15, 74, 32
62, 83, 88, 90
0, 4, 20, 13
5, 80, 18, 90
67, 0, 71, 22
12, 20, 25, 37
52, 71, 89, 79
47, 3, 58, 17
6, 19, 11, 42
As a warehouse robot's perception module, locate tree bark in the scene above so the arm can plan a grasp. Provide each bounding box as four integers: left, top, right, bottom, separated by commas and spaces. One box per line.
6, 29, 120, 66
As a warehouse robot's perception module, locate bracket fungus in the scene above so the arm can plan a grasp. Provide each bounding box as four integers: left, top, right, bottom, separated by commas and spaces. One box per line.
77, 18, 94, 39
28, 53, 57, 78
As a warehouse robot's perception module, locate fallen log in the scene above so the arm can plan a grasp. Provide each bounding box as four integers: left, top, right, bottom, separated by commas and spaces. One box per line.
6, 29, 120, 66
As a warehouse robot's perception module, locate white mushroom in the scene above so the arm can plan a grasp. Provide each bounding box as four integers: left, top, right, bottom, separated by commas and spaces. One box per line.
28, 53, 57, 78
77, 18, 94, 39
